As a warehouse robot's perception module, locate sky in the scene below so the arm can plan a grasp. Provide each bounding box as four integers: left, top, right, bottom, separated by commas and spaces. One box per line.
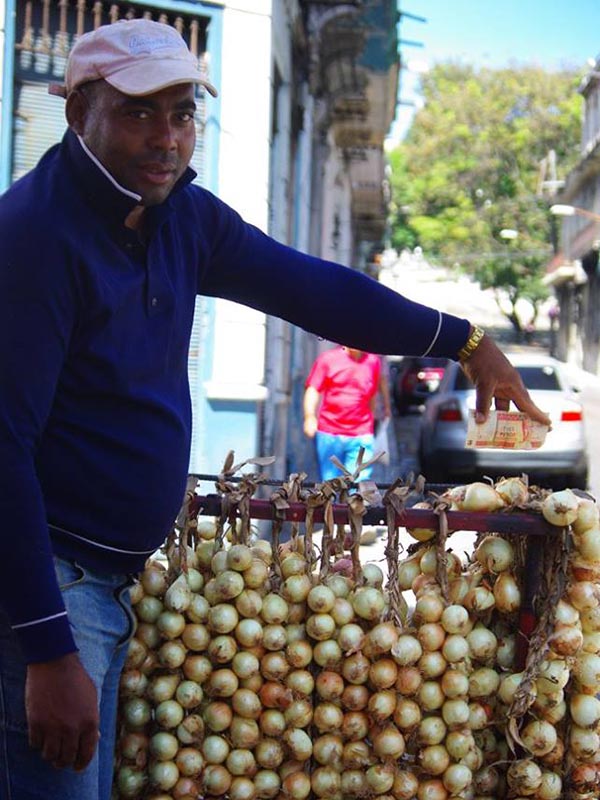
388, 0, 600, 143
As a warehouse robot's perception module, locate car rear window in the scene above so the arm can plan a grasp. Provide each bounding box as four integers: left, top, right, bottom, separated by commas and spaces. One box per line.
453, 364, 562, 391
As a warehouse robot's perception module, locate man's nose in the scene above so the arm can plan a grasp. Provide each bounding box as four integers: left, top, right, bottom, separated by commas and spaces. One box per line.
148, 117, 177, 149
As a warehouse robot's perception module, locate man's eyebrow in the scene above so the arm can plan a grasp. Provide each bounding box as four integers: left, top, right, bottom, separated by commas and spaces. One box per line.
119, 97, 197, 112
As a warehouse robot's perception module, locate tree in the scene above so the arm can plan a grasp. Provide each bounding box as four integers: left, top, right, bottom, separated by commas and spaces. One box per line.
389, 62, 583, 330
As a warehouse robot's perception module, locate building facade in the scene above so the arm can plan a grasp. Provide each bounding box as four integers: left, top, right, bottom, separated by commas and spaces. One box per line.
547, 58, 600, 373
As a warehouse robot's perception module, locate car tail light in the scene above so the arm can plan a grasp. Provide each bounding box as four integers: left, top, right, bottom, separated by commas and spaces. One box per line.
437, 407, 463, 422
561, 410, 583, 422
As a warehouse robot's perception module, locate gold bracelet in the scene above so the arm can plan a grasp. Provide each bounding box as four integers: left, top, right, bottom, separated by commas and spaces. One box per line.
457, 325, 485, 362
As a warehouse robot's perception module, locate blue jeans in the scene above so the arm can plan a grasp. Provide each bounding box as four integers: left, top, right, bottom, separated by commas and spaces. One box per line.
315, 432, 375, 481
0, 558, 135, 800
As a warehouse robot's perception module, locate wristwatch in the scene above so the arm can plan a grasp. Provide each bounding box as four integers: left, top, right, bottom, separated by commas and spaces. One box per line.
457, 325, 485, 362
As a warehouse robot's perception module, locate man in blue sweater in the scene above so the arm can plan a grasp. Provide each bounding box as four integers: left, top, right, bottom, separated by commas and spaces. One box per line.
0, 18, 549, 800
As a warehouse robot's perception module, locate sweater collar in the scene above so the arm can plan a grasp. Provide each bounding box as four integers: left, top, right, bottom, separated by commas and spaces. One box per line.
62, 128, 196, 230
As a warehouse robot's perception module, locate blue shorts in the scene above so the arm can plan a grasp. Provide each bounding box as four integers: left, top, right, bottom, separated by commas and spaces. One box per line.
315, 431, 375, 481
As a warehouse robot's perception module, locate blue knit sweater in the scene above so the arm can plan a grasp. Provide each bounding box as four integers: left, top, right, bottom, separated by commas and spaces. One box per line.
0, 130, 469, 662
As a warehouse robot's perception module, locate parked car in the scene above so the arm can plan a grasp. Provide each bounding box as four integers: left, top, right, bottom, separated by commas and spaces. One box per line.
391, 356, 449, 415
418, 353, 589, 488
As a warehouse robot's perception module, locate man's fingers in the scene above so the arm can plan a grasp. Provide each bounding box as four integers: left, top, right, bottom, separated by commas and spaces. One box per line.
474, 383, 495, 423
494, 397, 510, 412
74, 727, 100, 772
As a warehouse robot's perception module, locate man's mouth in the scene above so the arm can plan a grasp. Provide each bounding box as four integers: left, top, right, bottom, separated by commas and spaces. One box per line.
138, 164, 177, 185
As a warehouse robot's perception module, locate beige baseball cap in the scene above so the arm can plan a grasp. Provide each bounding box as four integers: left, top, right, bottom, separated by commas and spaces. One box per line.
49, 18, 218, 98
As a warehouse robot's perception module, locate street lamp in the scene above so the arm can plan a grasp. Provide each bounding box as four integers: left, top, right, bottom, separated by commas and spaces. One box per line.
550, 204, 600, 223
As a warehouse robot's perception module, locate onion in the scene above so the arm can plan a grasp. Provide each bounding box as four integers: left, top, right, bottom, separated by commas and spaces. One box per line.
202, 764, 232, 796
311, 765, 341, 797
341, 710, 369, 741
202, 734, 230, 764
176, 713, 204, 745
368, 689, 397, 722
183, 653, 212, 684
506, 759, 542, 795
466, 626, 497, 661
537, 659, 570, 692
369, 658, 398, 689
340, 769, 369, 797
496, 632, 515, 669
393, 697, 422, 731
520, 719, 557, 756
575, 526, 600, 561
203, 700, 233, 732
571, 693, 600, 726
330, 597, 354, 627
468, 667, 500, 698
391, 634, 423, 666
262, 624, 287, 651
282, 728, 313, 761
418, 623, 446, 652
120, 669, 149, 699
414, 592, 445, 624
493, 572, 521, 613
396, 665, 423, 695
550, 625, 583, 657
259, 681, 293, 710
208, 603, 239, 634
174, 746, 204, 777
443, 763, 472, 794
474, 535, 514, 573
337, 623, 365, 654
226, 748, 257, 777
570, 763, 600, 794
498, 672, 525, 704
313, 640, 342, 668
286, 640, 313, 668
315, 670, 343, 701
417, 715, 447, 745
365, 763, 395, 795
307, 585, 336, 613
459, 482, 505, 513
341, 652, 371, 684
235, 589, 263, 618
284, 698, 313, 729
309, 736, 342, 774
419, 744, 450, 775
229, 776, 256, 800
441, 634, 469, 663
542, 489, 579, 526
351, 586, 385, 621
416, 778, 448, 800
537, 771, 562, 800
398, 556, 422, 590
325, 573, 352, 598
441, 669, 469, 698
313, 702, 344, 733
442, 698, 470, 728
393, 771, 419, 800
254, 769, 280, 799
116, 765, 147, 797
573, 651, 600, 690
261, 593, 289, 624
141, 564, 168, 597
407, 502, 437, 541
371, 724, 405, 759
362, 562, 384, 588
468, 701, 492, 730
341, 684, 370, 710
254, 737, 285, 770
440, 604, 471, 635
570, 725, 600, 760
235, 619, 264, 649
419, 651, 447, 679
122, 697, 152, 729
463, 586, 495, 614
495, 476, 528, 505
305, 613, 336, 641
119, 730, 149, 764
418, 681, 445, 711
342, 740, 372, 769
445, 730, 476, 760
175, 680, 203, 710
150, 731, 179, 762
259, 709, 286, 738
282, 771, 311, 799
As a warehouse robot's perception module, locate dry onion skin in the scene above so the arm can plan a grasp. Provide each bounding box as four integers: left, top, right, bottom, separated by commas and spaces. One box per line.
114, 480, 600, 800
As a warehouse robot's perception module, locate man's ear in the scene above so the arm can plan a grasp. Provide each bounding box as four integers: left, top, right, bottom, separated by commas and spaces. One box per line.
65, 89, 89, 135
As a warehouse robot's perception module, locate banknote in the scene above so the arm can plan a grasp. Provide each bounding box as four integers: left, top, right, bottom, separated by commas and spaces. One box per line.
465, 410, 549, 450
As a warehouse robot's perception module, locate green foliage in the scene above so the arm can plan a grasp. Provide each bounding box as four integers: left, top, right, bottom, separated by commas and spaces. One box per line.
389, 62, 584, 328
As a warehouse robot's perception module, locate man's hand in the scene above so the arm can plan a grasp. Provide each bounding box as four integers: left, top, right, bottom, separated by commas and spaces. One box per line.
461, 334, 551, 426
26, 652, 99, 772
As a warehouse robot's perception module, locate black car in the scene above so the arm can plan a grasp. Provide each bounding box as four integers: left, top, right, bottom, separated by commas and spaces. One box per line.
391, 356, 449, 415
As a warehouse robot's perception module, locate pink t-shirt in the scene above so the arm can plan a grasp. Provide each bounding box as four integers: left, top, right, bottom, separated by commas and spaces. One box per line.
306, 347, 381, 436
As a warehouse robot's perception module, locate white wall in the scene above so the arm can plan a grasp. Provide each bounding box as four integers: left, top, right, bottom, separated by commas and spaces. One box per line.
206, 0, 274, 404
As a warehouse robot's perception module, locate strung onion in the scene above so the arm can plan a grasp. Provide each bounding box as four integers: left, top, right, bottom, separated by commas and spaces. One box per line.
208, 603, 239, 634
442, 698, 470, 728
235, 589, 263, 618
393, 771, 419, 800
418, 622, 446, 652
175, 746, 204, 777
253, 769, 280, 799
150, 731, 179, 762
202, 734, 230, 764
313, 640, 342, 668
441, 668, 469, 698
372, 723, 405, 759
226, 748, 257, 777
351, 586, 385, 620
341, 683, 370, 710
542, 489, 579, 526
474, 535, 514, 573
337, 623, 365, 654
254, 737, 285, 770
258, 709, 286, 737
341, 652, 371, 684
282, 771, 311, 800
396, 665, 423, 695
441, 634, 469, 663
460, 482, 505, 513
122, 697, 152, 729
230, 717, 260, 750
393, 697, 422, 731
149, 760, 179, 791
419, 744, 450, 776
341, 710, 369, 741
440, 605, 470, 635
468, 667, 500, 698
417, 715, 447, 746
208, 634, 238, 664
506, 759, 542, 795
117, 765, 147, 797
313, 702, 344, 733
182, 654, 212, 684
315, 670, 343, 701
342, 740, 372, 769
286, 640, 313, 668
493, 572, 521, 613
442, 763, 472, 794
368, 689, 397, 722
181, 623, 211, 652
570, 693, 600, 727
203, 700, 234, 733
282, 728, 313, 761
313, 734, 343, 767
261, 593, 289, 624
229, 776, 256, 800
419, 650, 447, 679
176, 713, 204, 745
520, 719, 557, 756
391, 634, 422, 666
202, 764, 232, 796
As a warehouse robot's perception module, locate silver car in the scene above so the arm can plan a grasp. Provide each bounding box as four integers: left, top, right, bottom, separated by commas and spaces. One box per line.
418, 352, 589, 489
